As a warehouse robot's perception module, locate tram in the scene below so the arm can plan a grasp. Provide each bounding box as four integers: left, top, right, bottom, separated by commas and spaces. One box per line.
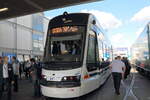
132, 22, 150, 77
40, 12, 112, 98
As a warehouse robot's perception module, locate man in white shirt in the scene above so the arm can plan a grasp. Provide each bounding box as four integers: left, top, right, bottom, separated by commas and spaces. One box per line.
1, 56, 14, 100
110, 56, 126, 95
3, 63, 9, 78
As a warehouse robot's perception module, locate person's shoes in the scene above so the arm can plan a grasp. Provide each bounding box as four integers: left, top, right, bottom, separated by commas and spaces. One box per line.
117, 92, 120, 95
13, 90, 18, 92
115, 91, 120, 95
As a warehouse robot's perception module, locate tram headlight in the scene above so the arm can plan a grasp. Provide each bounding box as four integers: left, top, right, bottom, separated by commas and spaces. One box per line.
41, 74, 47, 79
61, 75, 81, 82
63, 77, 67, 81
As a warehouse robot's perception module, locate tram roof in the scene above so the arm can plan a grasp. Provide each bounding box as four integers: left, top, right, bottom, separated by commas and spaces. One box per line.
0, 0, 102, 20
49, 13, 90, 27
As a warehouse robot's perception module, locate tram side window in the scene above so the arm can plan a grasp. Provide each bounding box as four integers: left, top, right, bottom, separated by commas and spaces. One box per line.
93, 26, 100, 65
96, 39, 100, 64
86, 34, 97, 71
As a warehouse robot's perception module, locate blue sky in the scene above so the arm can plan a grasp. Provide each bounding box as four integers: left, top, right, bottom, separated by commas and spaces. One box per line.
44, 0, 150, 48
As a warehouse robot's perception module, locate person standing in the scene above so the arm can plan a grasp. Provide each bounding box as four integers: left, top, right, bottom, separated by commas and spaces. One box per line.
101, 58, 106, 68
19, 62, 23, 79
0, 56, 3, 100
37, 59, 42, 80
30, 58, 41, 97
25, 60, 31, 80
110, 56, 126, 95
12, 56, 19, 92
122, 57, 131, 79
1, 56, 14, 100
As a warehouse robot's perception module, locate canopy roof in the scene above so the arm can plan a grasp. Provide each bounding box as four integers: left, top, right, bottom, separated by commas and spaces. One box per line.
0, 0, 101, 20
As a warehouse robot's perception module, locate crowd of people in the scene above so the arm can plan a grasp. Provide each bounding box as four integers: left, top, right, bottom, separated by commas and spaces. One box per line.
0, 56, 42, 100
0, 55, 132, 99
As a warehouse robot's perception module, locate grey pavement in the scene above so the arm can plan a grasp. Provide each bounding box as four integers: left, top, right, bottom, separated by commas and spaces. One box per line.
1, 69, 149, 100
133, 72, 150, 100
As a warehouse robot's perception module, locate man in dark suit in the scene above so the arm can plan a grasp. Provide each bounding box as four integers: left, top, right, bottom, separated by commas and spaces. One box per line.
122, 57, 131, 79
30, 58, 41, 97
12, 56, 19, 92
0, 56, 14, 100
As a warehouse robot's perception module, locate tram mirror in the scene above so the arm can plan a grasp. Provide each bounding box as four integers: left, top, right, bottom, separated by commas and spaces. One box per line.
92, 20, 96, 25
63, 12, 68, 16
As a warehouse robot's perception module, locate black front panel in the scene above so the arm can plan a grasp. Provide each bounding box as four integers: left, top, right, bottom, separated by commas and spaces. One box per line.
43, 62, 82, 70
40, 79, 81, 88
49, 13, 89, 28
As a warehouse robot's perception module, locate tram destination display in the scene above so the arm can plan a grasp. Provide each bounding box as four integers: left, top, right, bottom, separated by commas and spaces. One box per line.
51, 26, 78, 34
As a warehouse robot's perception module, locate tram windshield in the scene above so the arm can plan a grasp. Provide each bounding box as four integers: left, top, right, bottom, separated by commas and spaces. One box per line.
46, 26, 85, 62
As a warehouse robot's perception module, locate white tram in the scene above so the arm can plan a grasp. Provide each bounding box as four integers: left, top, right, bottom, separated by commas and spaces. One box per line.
40, 12, 112, 99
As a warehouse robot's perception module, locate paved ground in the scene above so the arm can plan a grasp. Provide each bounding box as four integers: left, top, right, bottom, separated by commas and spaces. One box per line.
133, 72, 150, 100
2, 68, 150, 100
2, 79, 41, 100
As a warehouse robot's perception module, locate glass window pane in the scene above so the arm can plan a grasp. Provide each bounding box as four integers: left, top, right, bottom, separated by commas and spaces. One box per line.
32, 14, 43, 32
87, 34, 96, 63
32, 33, 44, 51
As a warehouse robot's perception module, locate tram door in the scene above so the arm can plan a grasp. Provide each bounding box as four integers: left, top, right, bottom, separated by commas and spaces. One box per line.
86, 30, 100, 90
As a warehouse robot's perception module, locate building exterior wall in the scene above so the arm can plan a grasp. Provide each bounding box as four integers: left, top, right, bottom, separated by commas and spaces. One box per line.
17, 15, 32, 28
43, 17, 49, 46
131, 22, 150, 61
113, 47, 129, 58
0, 21, 16, 49
16, 25, 32, 53
0, 13, 49, 61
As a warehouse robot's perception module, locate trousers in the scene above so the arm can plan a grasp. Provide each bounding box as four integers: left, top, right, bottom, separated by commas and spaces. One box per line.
112, 72, 122, 93
33, 80, 41, 97
0, 84, 2, 100
0, 78, 12, 100
13, 75, 18, 92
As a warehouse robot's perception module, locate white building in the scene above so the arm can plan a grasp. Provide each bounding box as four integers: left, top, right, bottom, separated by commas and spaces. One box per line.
0, 13, 49, 61
113, 47, 129, 58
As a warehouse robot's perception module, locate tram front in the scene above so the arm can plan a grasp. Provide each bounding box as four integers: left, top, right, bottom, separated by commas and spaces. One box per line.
41, 13, 88, 98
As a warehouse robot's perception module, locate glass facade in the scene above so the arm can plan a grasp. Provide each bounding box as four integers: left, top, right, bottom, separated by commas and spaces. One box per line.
131, 23, 150, 69
32, 13, 43, 32
32, 13, 44, 52
32, 33, 44, 51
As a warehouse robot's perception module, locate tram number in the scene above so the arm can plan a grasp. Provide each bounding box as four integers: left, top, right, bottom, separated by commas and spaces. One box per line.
47, 77, 55, 81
